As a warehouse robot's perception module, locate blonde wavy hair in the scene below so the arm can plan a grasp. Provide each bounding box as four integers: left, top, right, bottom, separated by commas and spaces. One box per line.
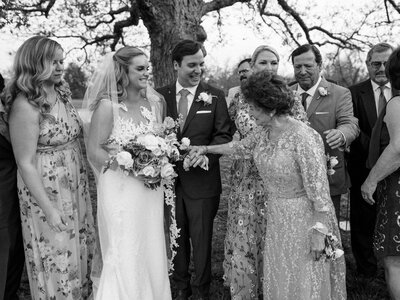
4, 36, 63, 113
113, 46, 147, 102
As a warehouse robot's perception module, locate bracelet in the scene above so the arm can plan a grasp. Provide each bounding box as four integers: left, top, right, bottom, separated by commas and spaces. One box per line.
311, 222, 328, 235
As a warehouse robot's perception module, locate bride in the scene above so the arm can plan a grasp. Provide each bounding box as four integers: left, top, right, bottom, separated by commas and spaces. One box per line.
82, 47, 173, 300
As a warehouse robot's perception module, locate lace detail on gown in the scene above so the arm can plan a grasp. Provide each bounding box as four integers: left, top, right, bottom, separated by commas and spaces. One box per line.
229, 119, 346, 300
95, 106, 172, 300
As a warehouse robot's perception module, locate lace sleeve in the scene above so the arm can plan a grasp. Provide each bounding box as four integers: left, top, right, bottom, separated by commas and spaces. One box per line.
228, 91, 240, 122
295, 127, 331, 215
228, 127, 260, 159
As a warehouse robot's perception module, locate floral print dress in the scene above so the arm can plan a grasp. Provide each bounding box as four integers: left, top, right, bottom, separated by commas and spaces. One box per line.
224, 91, 265, 299
17, 84, 95, 300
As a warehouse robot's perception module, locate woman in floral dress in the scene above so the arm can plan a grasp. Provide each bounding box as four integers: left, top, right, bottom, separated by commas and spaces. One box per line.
224, 45, 306, 299
191, 72, 346, 300
6, 36, 95, 299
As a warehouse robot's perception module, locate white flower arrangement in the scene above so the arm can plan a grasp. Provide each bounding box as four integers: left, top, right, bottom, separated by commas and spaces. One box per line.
326, 154, 339, 176
196, 92, 214, 106
317, 87, 329, 98
103, 116, 189, 189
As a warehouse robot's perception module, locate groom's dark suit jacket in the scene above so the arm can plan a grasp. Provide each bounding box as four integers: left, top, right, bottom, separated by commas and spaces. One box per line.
157, 81, 233, 198
347, 79, 379, 276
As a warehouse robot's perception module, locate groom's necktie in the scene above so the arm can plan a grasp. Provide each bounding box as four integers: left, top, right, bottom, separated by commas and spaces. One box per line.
378, 86, 386, 116
301, 92, 308, 111
178, 89, 190, 129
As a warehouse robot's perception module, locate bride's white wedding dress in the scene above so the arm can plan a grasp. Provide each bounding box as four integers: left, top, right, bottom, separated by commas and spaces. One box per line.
95, 108, 172, 300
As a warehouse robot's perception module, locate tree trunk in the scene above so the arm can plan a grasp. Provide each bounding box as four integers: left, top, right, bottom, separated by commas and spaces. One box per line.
139, 0, 207, 88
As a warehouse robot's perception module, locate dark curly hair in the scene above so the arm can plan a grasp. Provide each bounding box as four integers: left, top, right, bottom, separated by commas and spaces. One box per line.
385, 47, 400, 91
241, 71, 294, 116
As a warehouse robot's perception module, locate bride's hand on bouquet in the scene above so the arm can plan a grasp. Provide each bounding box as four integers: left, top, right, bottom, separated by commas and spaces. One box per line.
44, 207, 68, 232
102, 143, 119, 156
311, 230, 326, 261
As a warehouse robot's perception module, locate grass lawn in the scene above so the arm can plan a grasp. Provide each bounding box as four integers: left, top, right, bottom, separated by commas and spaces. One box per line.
16, 153, 390, 300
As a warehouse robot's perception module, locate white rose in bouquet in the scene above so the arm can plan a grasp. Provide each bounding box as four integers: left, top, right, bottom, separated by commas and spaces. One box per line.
138, 134, 159, 152
142, 165, 157, 177
116, 151, 133, 168
163, 116, 176, 129
161, 163, 176, 179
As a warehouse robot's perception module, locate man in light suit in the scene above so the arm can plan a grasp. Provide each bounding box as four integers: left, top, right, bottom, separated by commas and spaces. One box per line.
157, 40, 233, 300
226, 58, 251, 107
290, 44, 359, 220
348, 42, 394, 278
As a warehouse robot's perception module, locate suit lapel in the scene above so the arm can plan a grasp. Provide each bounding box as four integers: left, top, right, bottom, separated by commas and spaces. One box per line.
164, 84, 178, 119
181, 82, 205, 133
307, 78, 329, 118
360, 81, 378, 129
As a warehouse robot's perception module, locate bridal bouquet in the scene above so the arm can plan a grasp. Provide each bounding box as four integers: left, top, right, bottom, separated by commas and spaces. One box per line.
103, 116, 191, 190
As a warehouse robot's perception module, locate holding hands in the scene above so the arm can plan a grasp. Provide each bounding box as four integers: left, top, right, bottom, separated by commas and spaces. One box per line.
184, 145, 209, 170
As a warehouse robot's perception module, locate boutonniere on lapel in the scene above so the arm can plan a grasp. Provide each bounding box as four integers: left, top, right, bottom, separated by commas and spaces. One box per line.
196, 92, 214, 106
317, 87, 329, 99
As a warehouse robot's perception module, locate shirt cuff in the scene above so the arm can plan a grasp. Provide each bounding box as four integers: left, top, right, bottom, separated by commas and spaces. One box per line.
338, 130, 347, 145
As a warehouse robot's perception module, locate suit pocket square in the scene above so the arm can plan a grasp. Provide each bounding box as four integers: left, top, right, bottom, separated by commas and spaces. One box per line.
196, 110, 212, 114
315, 112, 329, 115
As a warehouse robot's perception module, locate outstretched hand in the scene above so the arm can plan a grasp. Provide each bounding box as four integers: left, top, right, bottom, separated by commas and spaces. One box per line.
188, 145, 207, 158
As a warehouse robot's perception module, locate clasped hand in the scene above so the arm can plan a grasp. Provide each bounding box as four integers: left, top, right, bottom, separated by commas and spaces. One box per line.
184, 146, 208, 169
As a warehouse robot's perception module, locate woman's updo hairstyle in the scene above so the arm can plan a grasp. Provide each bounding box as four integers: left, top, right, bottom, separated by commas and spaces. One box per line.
241, 70, 294, 115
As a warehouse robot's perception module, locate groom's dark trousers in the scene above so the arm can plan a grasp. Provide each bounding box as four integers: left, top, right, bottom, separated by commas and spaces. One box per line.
0, 133, 24, 300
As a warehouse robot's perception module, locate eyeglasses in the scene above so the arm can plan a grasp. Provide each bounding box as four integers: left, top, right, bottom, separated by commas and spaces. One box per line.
238, 69, 250, 75
370, 61, 387, 69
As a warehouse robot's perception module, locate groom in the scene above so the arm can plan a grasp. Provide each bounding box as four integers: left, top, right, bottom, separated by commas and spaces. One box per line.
157, 39, 233, 300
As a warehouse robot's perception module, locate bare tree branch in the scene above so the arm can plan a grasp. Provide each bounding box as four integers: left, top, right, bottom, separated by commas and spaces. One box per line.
386, 0, 400, 15
202, 0, 251, 15
260, 13, 301, 47
4, 0, 56, 16
275, 0, 313, 43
